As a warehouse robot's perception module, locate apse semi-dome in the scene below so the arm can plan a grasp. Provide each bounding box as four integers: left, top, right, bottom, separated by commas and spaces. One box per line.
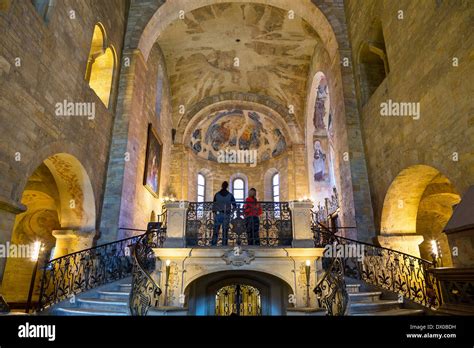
189, 109, 287, 163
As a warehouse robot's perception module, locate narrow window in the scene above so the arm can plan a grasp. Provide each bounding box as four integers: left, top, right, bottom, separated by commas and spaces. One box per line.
197, 173, 206, 202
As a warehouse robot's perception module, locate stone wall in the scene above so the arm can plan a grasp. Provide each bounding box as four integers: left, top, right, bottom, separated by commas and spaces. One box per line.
0, 0, 128, 283
345, 0, 474, 231
99, 42, 173, 242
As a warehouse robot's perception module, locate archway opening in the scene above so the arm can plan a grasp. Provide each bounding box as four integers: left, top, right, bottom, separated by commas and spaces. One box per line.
1, 153, 96, 308
185, 270, 293, 316
380, 165, 460, 264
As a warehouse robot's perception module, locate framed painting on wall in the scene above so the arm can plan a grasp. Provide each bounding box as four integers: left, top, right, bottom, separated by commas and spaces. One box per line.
143, 123, 162, 198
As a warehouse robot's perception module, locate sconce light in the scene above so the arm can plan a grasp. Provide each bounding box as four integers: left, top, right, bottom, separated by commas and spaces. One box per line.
430, 240, 442, 267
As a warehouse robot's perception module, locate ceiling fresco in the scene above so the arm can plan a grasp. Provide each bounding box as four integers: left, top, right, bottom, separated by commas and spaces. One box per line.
156, 3, 320, 127
189, 109, 287, 163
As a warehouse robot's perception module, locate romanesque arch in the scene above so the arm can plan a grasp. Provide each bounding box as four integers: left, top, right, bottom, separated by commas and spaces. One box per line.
380, 164, 460, 263
1, 152, 96, 305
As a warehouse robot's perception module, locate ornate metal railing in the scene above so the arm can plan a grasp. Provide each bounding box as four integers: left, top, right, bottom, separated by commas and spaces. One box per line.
37, 227, 147, 311
185, 201, 292, 247
129, 222, 166, 316
314, 257, 348, 316
312, 222, 441, 313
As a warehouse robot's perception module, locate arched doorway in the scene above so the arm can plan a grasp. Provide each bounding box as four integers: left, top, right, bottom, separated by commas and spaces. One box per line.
185, 270, 292, 316
1, 153, 96, 308
380, 164, 460, 264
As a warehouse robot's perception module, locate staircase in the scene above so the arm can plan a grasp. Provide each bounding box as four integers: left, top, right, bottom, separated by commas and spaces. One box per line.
48, 278, 132, 316
346, 281, 425, 316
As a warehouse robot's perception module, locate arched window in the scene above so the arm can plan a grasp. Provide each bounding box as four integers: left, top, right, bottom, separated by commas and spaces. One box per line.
358, 20, 389, 105
197, 173, 206, 202
31, 0, 54, 22
85, 24, 116, 108
272, 173, 280, 202
232, 178, 245, 202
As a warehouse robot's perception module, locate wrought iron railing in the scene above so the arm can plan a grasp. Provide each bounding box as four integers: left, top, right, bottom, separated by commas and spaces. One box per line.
314, 257, 348, 316
312, 222, 441, 312
37, 227, 147, 311
129, 222, 166, 316
185, 201, 292, 247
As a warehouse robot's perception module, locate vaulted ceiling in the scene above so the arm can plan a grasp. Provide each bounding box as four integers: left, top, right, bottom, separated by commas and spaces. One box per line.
156, 3, 322, 127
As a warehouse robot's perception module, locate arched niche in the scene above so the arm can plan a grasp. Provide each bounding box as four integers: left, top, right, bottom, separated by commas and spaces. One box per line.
305, 72, 337, 205
380, 164, 460, 263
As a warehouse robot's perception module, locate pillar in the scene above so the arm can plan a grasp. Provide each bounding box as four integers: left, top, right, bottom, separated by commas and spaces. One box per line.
289, 200, 314, 248
164, 201, 188, 248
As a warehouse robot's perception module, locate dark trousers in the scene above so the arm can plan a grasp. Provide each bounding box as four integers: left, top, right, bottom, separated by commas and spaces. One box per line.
246, 216, 260, 245
212, 213, 231, 246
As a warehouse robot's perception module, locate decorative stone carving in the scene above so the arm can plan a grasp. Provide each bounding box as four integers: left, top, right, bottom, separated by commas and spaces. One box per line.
222, 247, 255, 267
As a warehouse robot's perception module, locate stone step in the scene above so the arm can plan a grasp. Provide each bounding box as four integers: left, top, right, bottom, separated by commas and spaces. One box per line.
346, 284, 360, 293
97, 290, 130, 301
148, 306, 189, 316
77, 297, 129, 312
118, 283, 132, 291
348, 291, 382, 303
349, 300, 401, 314
353, 308, 425, 316
53, 307, 129, 316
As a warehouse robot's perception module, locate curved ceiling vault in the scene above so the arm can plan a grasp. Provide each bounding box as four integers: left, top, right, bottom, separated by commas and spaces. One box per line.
153, 2, 325, 128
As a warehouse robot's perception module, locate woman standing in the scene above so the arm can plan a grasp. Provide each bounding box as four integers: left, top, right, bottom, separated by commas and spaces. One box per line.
243, 188, 262, 246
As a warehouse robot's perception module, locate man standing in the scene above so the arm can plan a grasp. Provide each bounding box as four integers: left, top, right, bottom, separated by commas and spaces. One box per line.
212, 181, 236, 246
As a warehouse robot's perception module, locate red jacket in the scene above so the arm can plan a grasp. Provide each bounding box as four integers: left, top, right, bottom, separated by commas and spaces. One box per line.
244, 197, 262, 217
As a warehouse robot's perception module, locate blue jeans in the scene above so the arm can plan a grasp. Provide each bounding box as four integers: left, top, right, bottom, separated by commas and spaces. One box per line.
212, 213, 231, 246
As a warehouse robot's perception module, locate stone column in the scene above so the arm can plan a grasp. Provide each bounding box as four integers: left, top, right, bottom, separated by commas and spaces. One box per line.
164, 201, 189, 248
375, 234, 424, 257
0, 199, 26, 285
289, 200, 314, 248
52, 230, 96, 258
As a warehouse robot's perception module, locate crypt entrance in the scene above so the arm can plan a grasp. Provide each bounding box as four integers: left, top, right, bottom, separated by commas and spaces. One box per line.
215, 284, 261, 316
185, 270, 293, 316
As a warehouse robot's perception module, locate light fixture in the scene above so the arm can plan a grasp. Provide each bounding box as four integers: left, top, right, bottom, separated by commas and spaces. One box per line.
31, 241, 42, 261
430, 240, 439, 258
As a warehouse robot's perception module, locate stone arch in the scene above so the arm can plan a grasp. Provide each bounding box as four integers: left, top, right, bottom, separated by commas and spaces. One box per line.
137, 0, 339, 63
1, 152, 96, 305
177, 93, 302, 145
184, 270, 294, 315
380, 164, 460, 262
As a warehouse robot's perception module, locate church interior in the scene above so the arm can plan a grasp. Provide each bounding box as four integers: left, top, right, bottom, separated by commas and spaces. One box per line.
0, 0, 473, 318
